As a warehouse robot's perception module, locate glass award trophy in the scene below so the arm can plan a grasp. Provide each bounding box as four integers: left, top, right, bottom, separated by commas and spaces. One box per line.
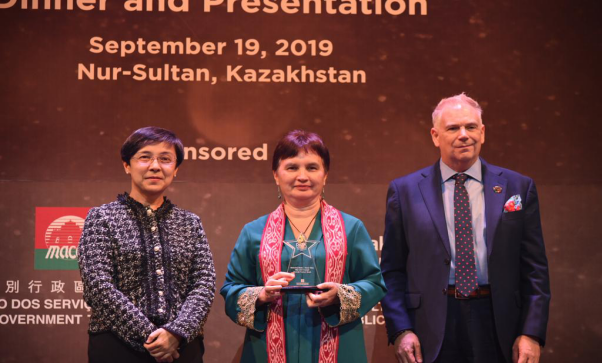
280, 234, 327, 294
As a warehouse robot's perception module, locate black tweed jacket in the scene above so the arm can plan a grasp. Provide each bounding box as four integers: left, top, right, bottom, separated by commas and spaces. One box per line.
78, 193, 216, 351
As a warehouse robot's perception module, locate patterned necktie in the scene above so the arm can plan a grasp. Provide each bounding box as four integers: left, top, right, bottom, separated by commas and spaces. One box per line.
452, 173, 478, 297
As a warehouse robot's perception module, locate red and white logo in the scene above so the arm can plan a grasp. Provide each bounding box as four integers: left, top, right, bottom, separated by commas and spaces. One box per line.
35, 207, 90, 270
44, 215, 85, 259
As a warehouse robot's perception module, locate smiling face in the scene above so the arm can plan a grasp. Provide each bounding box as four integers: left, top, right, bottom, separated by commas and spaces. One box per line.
431, 102, 485, 172
273, 150, 327, 207
123, 142, 178, 202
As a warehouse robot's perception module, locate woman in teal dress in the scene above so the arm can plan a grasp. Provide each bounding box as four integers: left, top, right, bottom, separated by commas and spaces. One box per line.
220, 130, 386, 363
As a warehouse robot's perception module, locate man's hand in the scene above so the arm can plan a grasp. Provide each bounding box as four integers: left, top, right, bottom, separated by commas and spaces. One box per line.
512, 335, 541, 363
306, 282, 340, 308
144, 328, 182, 362
395, 330, 423, 363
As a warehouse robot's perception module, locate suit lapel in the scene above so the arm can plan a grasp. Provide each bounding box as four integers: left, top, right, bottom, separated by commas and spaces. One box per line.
418, 162, 451, 257
482, 160, 507, 257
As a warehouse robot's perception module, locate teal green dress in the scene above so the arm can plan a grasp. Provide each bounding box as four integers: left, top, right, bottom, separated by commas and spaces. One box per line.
221, 211, 386, 363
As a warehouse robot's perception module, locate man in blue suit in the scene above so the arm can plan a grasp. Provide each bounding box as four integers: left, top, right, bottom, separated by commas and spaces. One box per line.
381, 94, 550, 363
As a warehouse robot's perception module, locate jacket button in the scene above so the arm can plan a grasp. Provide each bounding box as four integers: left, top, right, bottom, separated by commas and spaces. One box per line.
444, 258, 451, 265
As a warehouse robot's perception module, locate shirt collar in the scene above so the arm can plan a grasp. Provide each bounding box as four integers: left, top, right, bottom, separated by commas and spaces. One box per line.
440, 158, 482, 183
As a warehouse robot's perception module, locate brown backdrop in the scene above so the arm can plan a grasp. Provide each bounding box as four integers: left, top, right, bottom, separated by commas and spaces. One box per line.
1, 0, 601, 361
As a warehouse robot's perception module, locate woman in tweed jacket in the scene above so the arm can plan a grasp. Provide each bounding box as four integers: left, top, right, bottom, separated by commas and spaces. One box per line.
78, 126, 216, 363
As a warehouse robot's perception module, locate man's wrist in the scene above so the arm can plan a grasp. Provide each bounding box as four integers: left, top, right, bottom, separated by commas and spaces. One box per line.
390, 329, 412, 345
520, 334, 543, 346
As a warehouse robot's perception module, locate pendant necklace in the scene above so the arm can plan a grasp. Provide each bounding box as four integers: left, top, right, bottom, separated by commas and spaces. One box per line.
285, 208, 319, 251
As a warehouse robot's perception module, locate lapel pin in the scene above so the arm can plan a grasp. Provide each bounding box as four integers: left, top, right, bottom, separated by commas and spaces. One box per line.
493, 186, 503, 193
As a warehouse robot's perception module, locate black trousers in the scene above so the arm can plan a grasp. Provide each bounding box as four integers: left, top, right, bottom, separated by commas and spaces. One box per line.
434, 296, 507, 363
88, 332, 204, 363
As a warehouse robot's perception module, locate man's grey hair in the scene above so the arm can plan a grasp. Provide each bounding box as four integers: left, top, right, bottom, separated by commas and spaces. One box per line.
432, 93, 483, 126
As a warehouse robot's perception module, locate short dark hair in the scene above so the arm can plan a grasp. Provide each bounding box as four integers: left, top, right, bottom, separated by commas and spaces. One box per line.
272, 130, 330, 172
121, 126, 184, 167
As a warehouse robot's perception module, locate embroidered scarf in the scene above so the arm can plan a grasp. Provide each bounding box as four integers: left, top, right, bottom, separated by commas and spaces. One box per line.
259, 200, 347, 363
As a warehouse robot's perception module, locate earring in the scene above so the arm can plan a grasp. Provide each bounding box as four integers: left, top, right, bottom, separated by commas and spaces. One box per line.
277, 186, 282, 200
321, 186, 325, 200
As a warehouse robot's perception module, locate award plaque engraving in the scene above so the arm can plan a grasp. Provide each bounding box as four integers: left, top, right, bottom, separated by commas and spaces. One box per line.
280, 236, 327, 293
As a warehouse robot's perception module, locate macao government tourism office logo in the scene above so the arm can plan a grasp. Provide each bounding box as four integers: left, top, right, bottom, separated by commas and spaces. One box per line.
35, 207, 91, 270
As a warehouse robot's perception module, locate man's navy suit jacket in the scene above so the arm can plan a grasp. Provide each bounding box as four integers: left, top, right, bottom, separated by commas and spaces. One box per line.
380, 159, 551, 363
